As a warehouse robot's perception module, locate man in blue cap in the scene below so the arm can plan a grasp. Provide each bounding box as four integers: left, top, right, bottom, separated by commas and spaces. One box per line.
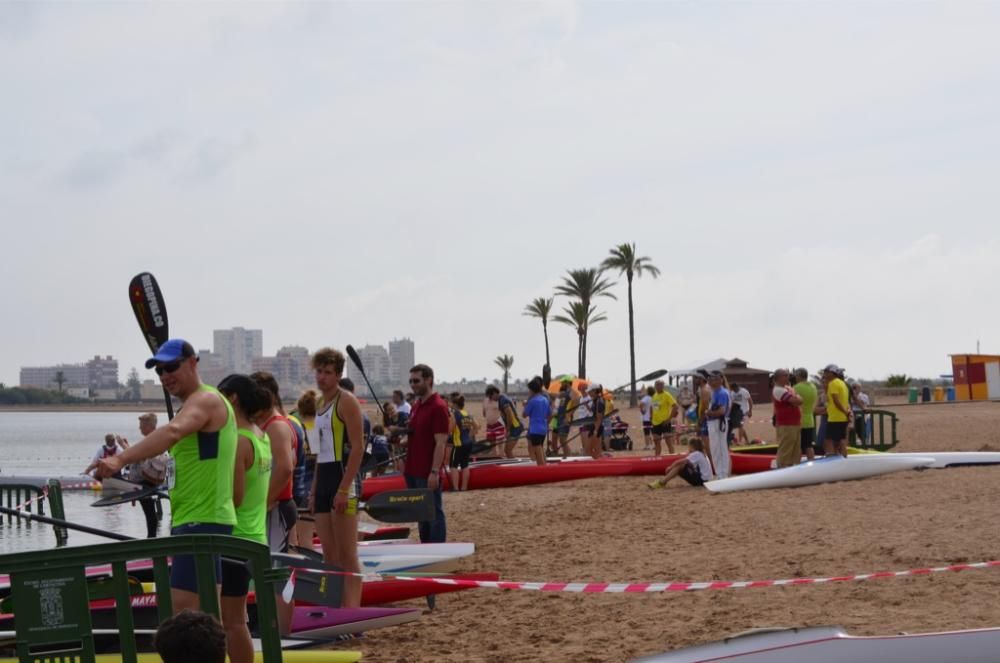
96, 339, 238, 615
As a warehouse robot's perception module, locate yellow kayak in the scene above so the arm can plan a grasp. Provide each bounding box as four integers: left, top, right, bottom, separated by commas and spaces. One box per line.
0, 652, 361, 663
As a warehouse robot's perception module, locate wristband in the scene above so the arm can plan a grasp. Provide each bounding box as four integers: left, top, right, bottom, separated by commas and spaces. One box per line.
337, 488, 350, 496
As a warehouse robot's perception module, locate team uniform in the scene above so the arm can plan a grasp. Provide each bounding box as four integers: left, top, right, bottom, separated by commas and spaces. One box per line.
706, 386, 731, 479
166, 384, 238, 592
261, 414, 300, 553
794, 381, 818, 453
313, 392, 360, 516
498, 394, 524, 439
773, 385, 802, 468
823, 377, 850, 443
449, 408, 475, 469
650, 390, 676, 436
523, 393, 552, 447
222, 427, 272, 597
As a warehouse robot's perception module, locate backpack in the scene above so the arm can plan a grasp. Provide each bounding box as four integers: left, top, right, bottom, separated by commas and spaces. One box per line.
131, 455, 168, 485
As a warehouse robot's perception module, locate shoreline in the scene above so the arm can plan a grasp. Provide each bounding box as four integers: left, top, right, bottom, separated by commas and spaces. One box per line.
0, 403, 164, 413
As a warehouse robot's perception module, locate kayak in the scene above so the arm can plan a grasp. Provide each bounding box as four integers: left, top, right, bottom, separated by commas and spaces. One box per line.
361, 571, 499, 605
2, 544, 473, 599
886, 451, 1000, 469
705, 455, 935, 493
362, 461, 636, 499
2, 593, 416, 638
730, 444, 878, 456
0, 652, 361, 663
631, 625, 1000, 662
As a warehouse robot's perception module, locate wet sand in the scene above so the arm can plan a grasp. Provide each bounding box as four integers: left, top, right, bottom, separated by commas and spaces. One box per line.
352, 400, 1000, 662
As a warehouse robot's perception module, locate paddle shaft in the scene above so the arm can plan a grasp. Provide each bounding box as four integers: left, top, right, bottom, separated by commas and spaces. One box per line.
345, 344, 386, 417
0, 505, 132, 541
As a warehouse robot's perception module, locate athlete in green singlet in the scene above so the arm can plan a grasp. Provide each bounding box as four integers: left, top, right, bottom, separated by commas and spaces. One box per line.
96, 339, 238, 615
217, 374, 273, 663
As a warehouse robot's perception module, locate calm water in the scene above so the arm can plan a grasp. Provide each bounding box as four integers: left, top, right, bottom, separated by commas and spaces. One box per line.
0, 411, 173, 555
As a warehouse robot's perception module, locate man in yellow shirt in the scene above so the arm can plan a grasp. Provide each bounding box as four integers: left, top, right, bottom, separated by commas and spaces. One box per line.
818, 364, 851, 457
649, 379, 679, 456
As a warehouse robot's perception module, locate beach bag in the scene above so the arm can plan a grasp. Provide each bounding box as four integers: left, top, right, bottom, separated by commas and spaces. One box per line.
136, 455, 168, 485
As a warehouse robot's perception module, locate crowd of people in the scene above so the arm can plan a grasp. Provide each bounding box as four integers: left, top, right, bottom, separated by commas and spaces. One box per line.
649, 364, 874, 489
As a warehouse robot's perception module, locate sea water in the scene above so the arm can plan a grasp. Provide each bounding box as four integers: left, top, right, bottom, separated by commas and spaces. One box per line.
0, 411, 173, 554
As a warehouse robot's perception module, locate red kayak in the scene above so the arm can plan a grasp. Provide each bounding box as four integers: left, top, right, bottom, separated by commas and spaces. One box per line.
730, 452, 775, 474
361, 571, 499, 605
362, 461, 627, 499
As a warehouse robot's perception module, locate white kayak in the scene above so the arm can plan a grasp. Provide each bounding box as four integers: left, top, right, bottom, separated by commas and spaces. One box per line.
705, 455, 934, 493
355, 542, 474, 573
631, 625, 1000, 662
887, 452, 1000, 469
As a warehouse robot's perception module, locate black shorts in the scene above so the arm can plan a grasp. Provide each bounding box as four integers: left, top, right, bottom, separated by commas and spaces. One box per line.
527, 433, 546, 447
314, 462, 360, 515
651, 422, 672, 436
581, 424, 595, 435
800, 427, 816, 453
221, 557, 252, 597
679, 463, 706, 487
642, 422, 652, 435
824, 421, 848, 443
450, 445, 472, 469
168, 523, 233, 592
729, 409, 744, 428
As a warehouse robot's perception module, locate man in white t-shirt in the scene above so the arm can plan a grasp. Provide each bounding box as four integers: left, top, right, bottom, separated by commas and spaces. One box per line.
647, 438, 713, 489
392, 390, 412, 420
729, 383, 753, 445
639, 387, 653, 450
84, 433, 124, 477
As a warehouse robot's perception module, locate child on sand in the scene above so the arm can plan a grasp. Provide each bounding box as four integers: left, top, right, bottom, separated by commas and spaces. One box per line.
647, 438, 713, 489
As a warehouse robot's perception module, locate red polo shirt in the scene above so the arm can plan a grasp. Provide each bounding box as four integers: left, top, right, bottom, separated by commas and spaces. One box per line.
772, 386, 802, 427
404, 392, 449, 478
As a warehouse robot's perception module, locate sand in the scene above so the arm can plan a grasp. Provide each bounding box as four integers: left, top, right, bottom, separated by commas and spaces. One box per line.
347, 399, 1000, 662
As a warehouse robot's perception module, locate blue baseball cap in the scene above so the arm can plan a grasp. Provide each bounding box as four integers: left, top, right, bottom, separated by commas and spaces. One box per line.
145, 339, 196, 369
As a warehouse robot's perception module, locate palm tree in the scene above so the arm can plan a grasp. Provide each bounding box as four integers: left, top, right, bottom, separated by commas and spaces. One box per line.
602, 243, 661, 407
522, 297, 555, 370
494, 354, 514, 394
554, 268, 616, 378
553, 302, 608, 377
54, 371, 66, 393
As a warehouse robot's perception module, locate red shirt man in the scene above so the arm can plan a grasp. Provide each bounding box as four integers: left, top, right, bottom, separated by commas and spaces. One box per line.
403, 363, 449, 544
772, 369, 803, 468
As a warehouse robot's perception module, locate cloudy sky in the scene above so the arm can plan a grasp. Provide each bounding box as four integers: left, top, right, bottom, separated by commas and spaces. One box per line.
2, 1, 998, 390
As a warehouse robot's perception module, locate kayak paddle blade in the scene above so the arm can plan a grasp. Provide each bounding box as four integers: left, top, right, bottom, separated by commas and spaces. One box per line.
363, 489, 436, 523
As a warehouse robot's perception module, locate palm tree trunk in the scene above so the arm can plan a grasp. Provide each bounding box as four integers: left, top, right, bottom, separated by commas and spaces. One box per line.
577, 330, 584, 377
581, 324, 588, 379
627, 275, 637, 407
543, 322, 551, 370
503, 370, 509, 394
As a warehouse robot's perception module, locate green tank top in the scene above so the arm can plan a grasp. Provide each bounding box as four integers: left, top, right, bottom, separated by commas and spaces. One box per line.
232, 427, 272, 544
169, 384, 238, 528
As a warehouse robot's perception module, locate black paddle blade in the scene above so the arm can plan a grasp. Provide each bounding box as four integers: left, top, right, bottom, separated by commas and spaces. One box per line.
362, 489, 436, 523
91, 485, 165, 507
271, 553, 345, 608
542, 364, 551, 390
346, 344, 363, 371
128, 272, 169, 353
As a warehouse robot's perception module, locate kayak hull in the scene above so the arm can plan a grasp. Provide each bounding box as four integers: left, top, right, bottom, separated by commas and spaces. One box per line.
705, 455, 934, 493
632, 625, 1000, 662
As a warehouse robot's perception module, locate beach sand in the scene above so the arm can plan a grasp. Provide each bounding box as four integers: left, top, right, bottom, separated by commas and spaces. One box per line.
348, 399, 1000, 662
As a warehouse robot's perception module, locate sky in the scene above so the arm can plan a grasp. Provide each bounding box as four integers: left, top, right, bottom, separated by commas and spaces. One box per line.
2, 1, 999, 389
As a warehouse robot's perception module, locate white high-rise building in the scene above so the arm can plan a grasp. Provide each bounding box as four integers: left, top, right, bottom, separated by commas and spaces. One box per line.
388, 337, 415, 388
213, 327, 263, 374
354, 344, 391, 387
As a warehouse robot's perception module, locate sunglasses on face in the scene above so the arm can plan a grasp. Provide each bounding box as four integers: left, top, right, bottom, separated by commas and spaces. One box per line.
408, 378, 422, 385
155, 359, 185, 376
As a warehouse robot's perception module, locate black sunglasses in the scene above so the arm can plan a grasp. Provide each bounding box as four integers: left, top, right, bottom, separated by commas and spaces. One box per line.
155, 359, 185, 376
408, 377, 422, 385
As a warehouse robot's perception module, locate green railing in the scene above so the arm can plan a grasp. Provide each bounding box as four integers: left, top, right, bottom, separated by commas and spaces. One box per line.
0, 481, 67, 545
848, 408, 899, 451
3, 534, 287, 662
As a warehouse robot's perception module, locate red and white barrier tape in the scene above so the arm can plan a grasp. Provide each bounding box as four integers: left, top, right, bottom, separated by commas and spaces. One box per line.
284, 559, 1000, 598
10, 487, 48, 511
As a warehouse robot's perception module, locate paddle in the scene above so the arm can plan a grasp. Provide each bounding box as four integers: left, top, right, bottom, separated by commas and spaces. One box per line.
128, 272, 174, 420
0, 505, 133, 541
295, 488, 434, 523
345, 344, 386, 416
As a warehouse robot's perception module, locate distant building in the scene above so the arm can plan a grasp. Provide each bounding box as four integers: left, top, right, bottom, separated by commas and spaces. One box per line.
19, 355, 119, 391
213, 327, 263, 374
388, 338, 415, 387
252, 345, 312, 399
668, 357, 771, 404
196, 349, 230, 390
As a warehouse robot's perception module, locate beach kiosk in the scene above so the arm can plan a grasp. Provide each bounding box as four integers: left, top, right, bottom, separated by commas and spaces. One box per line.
949, 354, 1000, 400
